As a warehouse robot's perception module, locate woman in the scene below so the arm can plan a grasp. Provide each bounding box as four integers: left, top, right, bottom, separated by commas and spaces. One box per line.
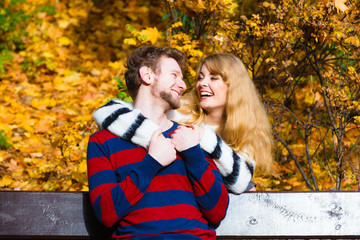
180, 53, 274, 173
93, 53, 273, 193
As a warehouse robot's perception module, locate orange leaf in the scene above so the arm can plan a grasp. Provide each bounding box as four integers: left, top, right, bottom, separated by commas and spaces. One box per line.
139, 27, 159, 44
34, 118, 52, 133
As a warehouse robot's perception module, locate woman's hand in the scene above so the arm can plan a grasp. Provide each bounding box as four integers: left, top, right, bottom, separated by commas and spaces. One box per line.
171, 125, 201, 152
149, 129, 177, 166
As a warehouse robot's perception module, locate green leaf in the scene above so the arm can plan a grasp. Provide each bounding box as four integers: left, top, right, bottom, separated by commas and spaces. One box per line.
162, 13, 169, 21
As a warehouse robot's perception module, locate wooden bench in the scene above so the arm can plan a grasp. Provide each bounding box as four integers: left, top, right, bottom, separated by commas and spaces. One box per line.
1, 191, 359, 239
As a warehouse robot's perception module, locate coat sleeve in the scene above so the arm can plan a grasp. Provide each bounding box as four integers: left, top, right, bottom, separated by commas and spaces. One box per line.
179, 144, 229, 226
93, 99, 159, 149
87, 133, 163, 227
199, 127, 255, 194
93, 99, 255, 194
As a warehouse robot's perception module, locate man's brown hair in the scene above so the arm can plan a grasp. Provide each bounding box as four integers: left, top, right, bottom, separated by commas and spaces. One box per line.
125, 46, 187, 100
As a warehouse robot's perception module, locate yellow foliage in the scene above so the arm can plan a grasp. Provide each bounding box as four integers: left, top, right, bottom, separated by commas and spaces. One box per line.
0, 176, 12, 187
124, 38, 137, 46
58, 36, 73, 46
0, 0, 359, 193
139, 27, 160, 44
354, 116, 360, 124
171, 21, 183, 28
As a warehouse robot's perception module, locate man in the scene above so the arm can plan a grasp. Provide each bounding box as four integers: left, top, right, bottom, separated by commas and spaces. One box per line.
87, 46, 229, 239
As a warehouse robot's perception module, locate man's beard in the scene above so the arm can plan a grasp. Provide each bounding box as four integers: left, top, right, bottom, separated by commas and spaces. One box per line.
153, 75, 180, 109
160, 91, 180, 109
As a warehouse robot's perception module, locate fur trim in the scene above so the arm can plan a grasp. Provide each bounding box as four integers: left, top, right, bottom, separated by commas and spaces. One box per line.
94, 99, 160, 149
200, 126, 253, 193
166, 109, 190, 123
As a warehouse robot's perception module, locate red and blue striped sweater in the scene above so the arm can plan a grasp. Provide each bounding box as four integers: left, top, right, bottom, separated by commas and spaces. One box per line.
87, 122, 229, 239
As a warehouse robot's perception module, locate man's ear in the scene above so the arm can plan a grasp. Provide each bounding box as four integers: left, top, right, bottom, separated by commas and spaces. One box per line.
139, 66, 153, 85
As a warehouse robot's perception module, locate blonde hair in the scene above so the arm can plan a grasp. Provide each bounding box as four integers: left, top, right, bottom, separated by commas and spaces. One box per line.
180, 53, 274, 172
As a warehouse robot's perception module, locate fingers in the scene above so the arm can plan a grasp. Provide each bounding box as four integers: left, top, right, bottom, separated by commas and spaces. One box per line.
190, 124, 200, 135
190, 124, 198, 131
151, 129, 164, 141
174, 125, 193, 133
171, 125, 201, 152
149, 130, 176, 167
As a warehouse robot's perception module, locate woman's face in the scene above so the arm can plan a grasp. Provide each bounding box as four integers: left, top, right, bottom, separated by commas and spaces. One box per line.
196, 63, 228, 115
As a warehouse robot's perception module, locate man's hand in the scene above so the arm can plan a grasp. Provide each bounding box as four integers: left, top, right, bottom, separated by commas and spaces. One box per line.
148, 129, 176, 166
171, 125, 201, 152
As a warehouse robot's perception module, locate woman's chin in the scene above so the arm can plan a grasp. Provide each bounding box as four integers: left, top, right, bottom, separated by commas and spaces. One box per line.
199, 102, 210, 110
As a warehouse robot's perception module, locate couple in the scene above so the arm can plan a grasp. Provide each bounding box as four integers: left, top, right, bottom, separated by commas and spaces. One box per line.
87, 46, 273, 239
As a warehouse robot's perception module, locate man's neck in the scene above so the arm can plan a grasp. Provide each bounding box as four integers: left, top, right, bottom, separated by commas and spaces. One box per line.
134, 99, 173, 131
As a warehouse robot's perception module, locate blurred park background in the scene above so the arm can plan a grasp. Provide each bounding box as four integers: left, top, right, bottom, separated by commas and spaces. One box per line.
0, 0, 359, 192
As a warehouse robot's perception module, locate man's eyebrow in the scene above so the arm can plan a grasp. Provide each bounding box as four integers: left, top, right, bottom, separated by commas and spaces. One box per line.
171, 70, 183, 76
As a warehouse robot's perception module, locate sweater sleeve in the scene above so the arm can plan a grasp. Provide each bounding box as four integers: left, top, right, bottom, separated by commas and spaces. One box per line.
87, 133, 163, 228
199, 127, 255, 194
179, 145, 229, 226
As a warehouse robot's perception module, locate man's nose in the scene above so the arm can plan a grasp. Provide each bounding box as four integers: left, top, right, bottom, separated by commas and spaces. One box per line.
177, 78, 186, 90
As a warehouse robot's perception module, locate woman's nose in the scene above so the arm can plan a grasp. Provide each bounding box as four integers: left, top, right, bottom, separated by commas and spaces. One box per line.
199, 77, 209, 86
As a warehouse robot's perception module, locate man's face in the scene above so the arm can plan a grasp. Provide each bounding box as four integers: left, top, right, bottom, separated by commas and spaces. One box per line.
152, 56, 186, 109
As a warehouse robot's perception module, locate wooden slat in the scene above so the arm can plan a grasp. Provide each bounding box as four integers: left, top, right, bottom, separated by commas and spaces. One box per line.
0, 191, 360, 239
217, 191, 360, 238
0, 191, 112, 239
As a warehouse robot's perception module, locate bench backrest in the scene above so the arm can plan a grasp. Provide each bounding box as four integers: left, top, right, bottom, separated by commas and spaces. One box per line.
1, 191, 359, 239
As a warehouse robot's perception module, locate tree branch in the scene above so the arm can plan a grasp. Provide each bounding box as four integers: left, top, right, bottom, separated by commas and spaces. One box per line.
273, 133, 314, 190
